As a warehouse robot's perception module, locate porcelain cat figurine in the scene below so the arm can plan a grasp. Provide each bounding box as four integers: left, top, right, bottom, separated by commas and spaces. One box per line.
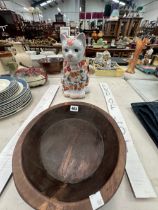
60, 33, 89, 99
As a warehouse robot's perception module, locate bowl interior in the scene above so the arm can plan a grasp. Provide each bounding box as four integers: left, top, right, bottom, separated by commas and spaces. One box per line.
22, 103, 119, 202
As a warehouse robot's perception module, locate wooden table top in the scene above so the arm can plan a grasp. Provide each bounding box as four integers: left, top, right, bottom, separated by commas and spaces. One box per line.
86, 47, 135, 52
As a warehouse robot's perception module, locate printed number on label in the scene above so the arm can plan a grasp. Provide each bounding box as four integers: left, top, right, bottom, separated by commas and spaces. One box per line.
70, 105, 79, 112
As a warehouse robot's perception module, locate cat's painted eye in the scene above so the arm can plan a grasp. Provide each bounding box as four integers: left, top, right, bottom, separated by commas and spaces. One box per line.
74, 49, 79, 52
64, 48, 68, 52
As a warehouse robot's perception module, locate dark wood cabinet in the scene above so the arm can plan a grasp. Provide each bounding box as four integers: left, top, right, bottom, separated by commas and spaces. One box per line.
127, 17, 142, 37
103, 17, 142, 39
104, 20, 119, 37
0, 10, 24, 38
52, 22, 66, 41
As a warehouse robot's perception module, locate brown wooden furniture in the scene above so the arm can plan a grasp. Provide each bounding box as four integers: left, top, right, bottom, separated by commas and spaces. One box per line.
86, 47, 135, 57
116, 18, 131, 38
127, 17, 143, 37
151, 55, 158, 66
149, 44, 158, 49
23, 21, 56, 40
141, 44, 158, 55
25, 44, 62, 54
39, 57, 63, 74
52, 22, 66, 42
53, 22, 66, 32
103, 20, 119, 37
152, 27, 158, 36
0, 10, 24, 38
103, 17, 142, 39
55, 13, 64, 22
26, 45, 135, 57
0, 43, 12, 51
13, 102, 126, 210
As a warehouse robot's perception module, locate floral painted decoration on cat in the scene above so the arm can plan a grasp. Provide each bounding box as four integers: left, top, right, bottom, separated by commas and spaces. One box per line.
60, 33, 89, 99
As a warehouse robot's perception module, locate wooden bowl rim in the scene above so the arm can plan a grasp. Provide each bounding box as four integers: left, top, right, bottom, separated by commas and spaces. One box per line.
12, 101, 126, 210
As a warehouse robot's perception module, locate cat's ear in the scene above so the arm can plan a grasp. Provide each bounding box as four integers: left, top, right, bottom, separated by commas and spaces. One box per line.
60, 33, 67, 43
76, 33, 86, 48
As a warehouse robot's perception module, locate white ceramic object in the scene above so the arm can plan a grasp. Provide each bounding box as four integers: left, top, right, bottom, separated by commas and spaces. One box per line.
147, 48, 154, 56
96, 52, 103, 63
30, 55, 46, 60
11, 42, 33, 67
60, 33, 89, 99
0, 79, 10, 92
30, 55, 46, 67
47, 54, 63, 59
26, 51, 36, 56
40, 51, 55, 56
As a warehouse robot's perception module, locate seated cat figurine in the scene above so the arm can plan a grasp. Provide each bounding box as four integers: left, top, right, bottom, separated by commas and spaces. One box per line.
60, 33, 89, 99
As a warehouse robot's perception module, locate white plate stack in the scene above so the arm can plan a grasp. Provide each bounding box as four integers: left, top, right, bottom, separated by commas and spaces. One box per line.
0, 76, 32, 119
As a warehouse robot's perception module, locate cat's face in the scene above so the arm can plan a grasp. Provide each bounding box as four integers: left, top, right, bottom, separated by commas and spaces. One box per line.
60, 33, 86, 63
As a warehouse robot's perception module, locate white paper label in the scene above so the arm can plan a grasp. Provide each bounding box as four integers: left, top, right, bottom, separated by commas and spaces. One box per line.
0, 85, 59, 194
70, 105, 79, 112
89, 191, 104, 210
100, 82, 157, 198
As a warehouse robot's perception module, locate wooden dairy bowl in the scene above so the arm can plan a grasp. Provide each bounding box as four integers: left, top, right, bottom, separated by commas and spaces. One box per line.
13, 102, 126, 210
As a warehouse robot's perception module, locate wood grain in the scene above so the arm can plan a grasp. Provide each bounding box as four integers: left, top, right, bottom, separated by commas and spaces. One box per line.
12, 102, 126, 210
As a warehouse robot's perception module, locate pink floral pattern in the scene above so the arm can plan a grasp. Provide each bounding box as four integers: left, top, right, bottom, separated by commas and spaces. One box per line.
62, 60, 89, 91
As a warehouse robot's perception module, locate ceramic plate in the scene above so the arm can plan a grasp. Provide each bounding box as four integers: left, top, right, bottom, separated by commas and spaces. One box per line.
0, 79, 29, 106
0, 77, 32, 119
0, 89, 31, 112
0, 79, 10, 93
0, 76, 20, 101
0, 92, 32, 114
0, 76, 16, 93
0, 81, 19, 102
0, 95, 32, 119
0, 91, 31, 112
